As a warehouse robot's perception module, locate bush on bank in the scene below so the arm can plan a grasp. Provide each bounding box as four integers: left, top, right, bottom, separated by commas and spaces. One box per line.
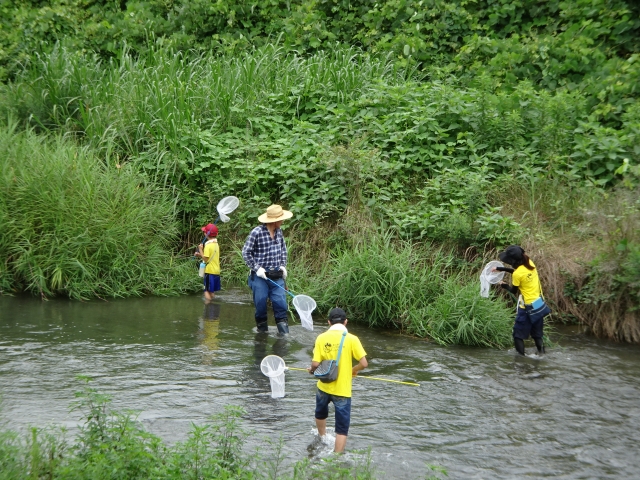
0, 125, 199, 299
2, 46, 637, 238
1, 2, 638, 110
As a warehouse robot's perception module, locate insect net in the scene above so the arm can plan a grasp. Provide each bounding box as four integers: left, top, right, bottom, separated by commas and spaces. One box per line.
260, 355, 286, 398
292, 294, 316, 331
216, 196, 240, 223
480, 261, 505, 297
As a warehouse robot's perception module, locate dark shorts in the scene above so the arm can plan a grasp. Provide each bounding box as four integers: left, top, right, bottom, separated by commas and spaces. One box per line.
203, 274, 221, 293
315, 389, 352, 436
513, 307, 544, 340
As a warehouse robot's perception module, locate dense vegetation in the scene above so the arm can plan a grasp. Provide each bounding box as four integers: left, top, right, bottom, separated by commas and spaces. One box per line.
0, 0, 639, 342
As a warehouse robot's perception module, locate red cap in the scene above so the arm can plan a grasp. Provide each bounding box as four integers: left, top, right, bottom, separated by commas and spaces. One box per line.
201, 223, 218, 237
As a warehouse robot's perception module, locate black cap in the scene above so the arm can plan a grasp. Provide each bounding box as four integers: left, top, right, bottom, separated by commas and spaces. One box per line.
328, 307, 347, 323
498, 245, 525, 267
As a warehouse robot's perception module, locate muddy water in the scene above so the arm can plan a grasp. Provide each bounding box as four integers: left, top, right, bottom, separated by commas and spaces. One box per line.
1, 291, 639, 478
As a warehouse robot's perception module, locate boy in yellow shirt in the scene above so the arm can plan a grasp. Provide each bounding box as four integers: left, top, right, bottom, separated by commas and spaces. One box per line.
195, 223, 220, 302
308, 308, 368, 453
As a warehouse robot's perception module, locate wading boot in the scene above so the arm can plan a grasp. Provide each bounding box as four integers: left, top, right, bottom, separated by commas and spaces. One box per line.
276, 319, 289, 335
256, 318, 268, 333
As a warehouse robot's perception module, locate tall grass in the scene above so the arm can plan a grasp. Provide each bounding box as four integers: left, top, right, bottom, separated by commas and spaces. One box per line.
310, 232, 514, 347
313, 234, 448, 328
0, 124, 198, 299
414, 278, 514, 348
1, 44, 413, 158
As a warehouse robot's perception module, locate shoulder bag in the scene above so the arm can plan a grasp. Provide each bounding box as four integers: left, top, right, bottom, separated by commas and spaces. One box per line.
314, 331, 347, 383
526, 276, 552, 323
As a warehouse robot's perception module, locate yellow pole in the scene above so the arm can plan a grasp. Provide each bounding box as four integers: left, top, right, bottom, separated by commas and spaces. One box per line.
287, 367, 419, 386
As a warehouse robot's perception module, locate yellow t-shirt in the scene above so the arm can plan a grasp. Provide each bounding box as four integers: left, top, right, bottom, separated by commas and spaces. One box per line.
203, 240, 220, 275
313, 325, 367, 398
512, 260, 541, 305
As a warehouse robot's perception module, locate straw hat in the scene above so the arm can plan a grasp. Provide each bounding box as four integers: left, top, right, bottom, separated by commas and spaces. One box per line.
258, 204, 293, 223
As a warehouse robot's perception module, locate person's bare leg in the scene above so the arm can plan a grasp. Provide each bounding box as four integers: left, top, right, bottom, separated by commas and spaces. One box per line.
334, 434, 347, 453
204, 291, 214, 302
315, 418, 326, 437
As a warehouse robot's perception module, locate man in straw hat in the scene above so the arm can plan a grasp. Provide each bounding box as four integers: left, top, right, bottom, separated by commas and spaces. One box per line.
242, 204, 294, 334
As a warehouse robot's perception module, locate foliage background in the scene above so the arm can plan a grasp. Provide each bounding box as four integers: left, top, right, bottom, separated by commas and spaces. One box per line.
0, 0, 639, 342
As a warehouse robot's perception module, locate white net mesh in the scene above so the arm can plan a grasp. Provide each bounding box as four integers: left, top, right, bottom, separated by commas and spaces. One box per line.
260, 355, 286, 398
480, 260, 505, 297
268, 373, 285, 398
292, 294, 316, 331
260, 355, 285, 377
216, 196, 239, 223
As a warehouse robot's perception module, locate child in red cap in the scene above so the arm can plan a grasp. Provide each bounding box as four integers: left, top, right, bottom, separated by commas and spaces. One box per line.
195, 223, 221, 302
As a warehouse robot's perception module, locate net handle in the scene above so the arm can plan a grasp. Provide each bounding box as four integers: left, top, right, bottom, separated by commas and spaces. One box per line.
265, 277, 297, 298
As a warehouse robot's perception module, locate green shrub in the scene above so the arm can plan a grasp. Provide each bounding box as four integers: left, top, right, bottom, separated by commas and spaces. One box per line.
0, 379, 377, 479
2, 45, 637, 235
384, 167, 524, 247
410, 278, 514, 348
313, 234, 451, 329
0, 430, 22, 479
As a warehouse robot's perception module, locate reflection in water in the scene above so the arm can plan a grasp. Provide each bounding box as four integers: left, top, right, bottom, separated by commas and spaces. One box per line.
273, 335, 289, 360
198, 302, 221, 364
252, 331, 290, 367
253, 332, 268, 367
512, 353, 545, 379
247, 333, 271, 400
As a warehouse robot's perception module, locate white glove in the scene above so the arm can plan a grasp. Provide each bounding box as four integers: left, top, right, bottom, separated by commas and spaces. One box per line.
256, 267, 267, 280
280, 266, 287, 279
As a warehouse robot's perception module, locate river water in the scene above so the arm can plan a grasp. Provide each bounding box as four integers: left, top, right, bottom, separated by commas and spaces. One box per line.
1, 290, 639, 479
